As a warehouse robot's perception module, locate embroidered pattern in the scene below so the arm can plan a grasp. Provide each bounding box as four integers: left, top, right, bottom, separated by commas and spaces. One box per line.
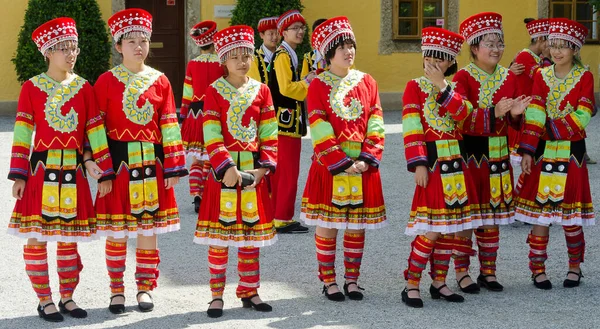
192, 53, 220, 63
465, 63, 509, 107
541, 65, 585, 120
31, 74, 84, 133
318, 70, 365, 121
111, 65, 162, 125
416, 77, 455, 132
212, 77, 260, 142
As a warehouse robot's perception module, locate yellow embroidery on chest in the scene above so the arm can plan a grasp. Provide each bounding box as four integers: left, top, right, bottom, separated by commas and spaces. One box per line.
541, 66, 584, 120
193, 53, 220, 63
465, 64, 508, 108
319, 70, 365, 121
111, 65, 162, 125
213, 78, 260, 142
417, 77, 455, 132
31, 74, 84, 133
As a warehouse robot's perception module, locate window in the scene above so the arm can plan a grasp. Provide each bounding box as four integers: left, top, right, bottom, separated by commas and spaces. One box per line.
550, 0, 599, 43
393, 0, 448, 40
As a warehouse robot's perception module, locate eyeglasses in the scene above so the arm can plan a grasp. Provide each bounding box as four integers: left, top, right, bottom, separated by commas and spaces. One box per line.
480, 43, 505, 50
52, 47, 81, 56
286, 26, 307, 32
549, 45, 574, 51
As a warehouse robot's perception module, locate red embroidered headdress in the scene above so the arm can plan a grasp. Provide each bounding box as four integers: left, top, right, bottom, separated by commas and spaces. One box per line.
213, 25, 255, 63
548, 18, 588, 49
190, 20, 217, 47
311, 16, 355, 57
526, 18, 550, 39
258, 17, 278, 33
276, 9, 306, 35
421, 27, 464, 60
32, 17, 78, 55
108, 8, 153, 42
460, 12, 503, 45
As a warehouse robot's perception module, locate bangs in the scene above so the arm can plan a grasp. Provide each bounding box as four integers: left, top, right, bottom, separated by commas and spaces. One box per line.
548, 38, 578, 49
120, 31, 151, 42
422, 49, 455, 62
221, 47, 254, 63
471, 33, 504, 45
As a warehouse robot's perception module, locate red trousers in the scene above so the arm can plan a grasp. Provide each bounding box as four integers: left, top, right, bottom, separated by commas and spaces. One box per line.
271, 135, 301, 222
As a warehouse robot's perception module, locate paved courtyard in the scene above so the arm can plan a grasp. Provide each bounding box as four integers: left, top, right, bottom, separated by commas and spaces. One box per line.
0, 110, 599, 329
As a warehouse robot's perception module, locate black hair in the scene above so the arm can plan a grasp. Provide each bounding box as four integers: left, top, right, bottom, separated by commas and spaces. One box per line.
312, 18, 327, 32
524, 18, 548, 44
200, 44, 213, 51
324, 37, 357, 65
422, 51, 458, 77
469, 33, 504, 59
192, 28, 202, 37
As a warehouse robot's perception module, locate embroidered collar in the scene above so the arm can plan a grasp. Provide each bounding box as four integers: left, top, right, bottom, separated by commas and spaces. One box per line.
193, 53, 219, 63
416, 77, 455, 132
260, 44, 274, 63
317, 69, 365, 121
31, 73, 84, 133
212, 77, 261, 142
110, 64, 162, 125
281, 41, 298, 70
464, 63, 509, 107
541, 64, 586, 119
522, 48, 541, 63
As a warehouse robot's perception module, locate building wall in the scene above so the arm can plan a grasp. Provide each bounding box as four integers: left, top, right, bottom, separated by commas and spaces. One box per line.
1, 0, 598, 108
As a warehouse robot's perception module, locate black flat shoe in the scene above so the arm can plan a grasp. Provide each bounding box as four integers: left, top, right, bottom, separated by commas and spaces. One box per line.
429, 284, 464, 303
457, 275, 480, 294
37, 303, 64, 322
193, 196, 201, 213
58, 299, 88, 318
532, 272, 552, 290
275, 221, 309, 234
137, 291, 154, 312
477, 274, 504, 292
343, 282, 365, 301
563, 270, 583, 288
401, 288, 423, 308
207, 298, 224, 318
322, 283, 345, 301
241, 294, 272, 312
108, 294, 126, 314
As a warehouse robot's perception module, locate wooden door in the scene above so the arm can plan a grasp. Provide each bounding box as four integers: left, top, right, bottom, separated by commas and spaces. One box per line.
126, 0, 185, 107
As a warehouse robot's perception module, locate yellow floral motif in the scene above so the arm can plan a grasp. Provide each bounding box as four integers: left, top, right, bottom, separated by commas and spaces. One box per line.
465, 63, 509, 108
212, 77, 260, 142
541, 65, 585, 120
111, 65, 162, 125
416, 77, 455, 132
192, 53, 220, 63
318, 70, 365, 121
31, 74, 84, 133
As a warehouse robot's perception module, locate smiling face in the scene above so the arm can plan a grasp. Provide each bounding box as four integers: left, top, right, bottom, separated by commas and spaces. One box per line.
471, 33, 505, 68
282, 22, 306, 46
260, 29, 280, 50
423, 56, 453, 75
548, 39, 577, 66
116, 33, 150, 64
224, 50, 253, 79
46, 40, 79, 72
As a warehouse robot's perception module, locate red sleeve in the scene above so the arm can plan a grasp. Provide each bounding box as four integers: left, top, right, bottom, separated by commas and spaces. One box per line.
257, 85, 277, 172
8, 81, 34, 181
82, 83, 115, 181
436, 82, 472, 122
180, 62, 193, 120
93, 72, 110, 120
203, 86, 235, 179
357, 75, 385, 167
158, 76, 188, 178
402, 80, 428, 172
307, 79, 354, 174
453, 69, 497, 135
518, 70, 547, 155
514, 52, 538, 96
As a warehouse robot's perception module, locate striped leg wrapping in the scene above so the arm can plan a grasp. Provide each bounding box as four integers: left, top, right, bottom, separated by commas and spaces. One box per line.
236, 247, 260, 298
404, 235, 435, 285
563, 225, 585, 268
208, 247, 228, 297
316, 234, 337, 284
475, 228, 500, 275
57, 242, 83, 299
135, 249, 160, 291
343, 232, 365, 281
527, 233, 549, 275
106, 240, 127, 294
188, 162, 203, 197
24, 244, 51, 302
453, 236, 475, 273
429, 235, 454, 281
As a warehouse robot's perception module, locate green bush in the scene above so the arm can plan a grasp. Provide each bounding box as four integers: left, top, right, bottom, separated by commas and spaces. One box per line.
230, 0, 311, 62
12, 0, 110, 84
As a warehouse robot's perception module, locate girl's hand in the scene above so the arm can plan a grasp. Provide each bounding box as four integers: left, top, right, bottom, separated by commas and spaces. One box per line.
84, 159, 103, 180
222, 166, 242, 188
244, 168, 268, 189
414, 166, 429, 188
12, 179, 26, 200
164, 177, 180, 189
98, 180, 112, 198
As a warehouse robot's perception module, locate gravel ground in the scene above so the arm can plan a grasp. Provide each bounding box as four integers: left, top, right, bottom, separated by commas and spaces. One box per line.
0, 110, 599, 329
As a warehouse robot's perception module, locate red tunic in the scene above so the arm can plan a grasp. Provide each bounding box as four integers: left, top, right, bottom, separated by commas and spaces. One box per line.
453, 63, 520, 225
300, 70, 387, 229
515, 65, 595, 226
93, 65, 187, 238
180, 54, 224, 156
402, 77, 482, 235
194, 77, 278, 247
8, 74, 114, 241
